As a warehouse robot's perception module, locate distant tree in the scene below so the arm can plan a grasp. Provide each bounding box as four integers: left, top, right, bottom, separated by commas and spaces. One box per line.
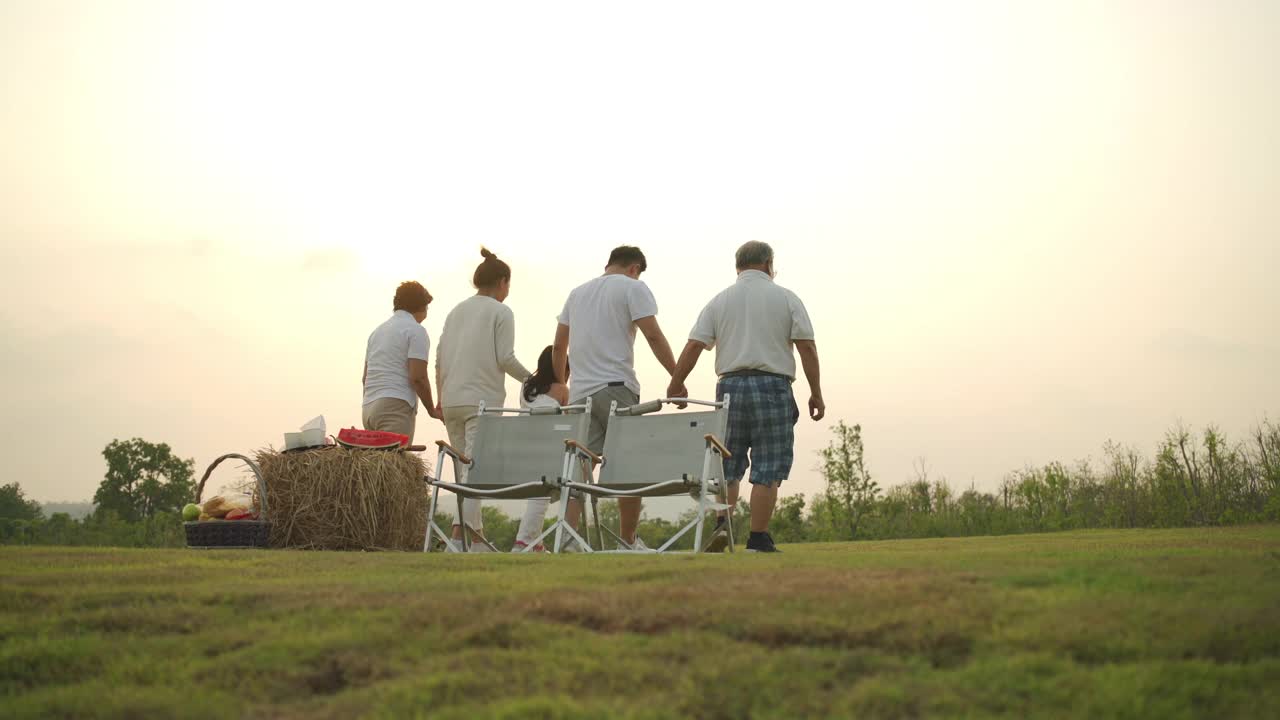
39, 501, 95, 520
594, 499, 621, 534
768, 494, 808, 543
93, 439, 195, 522
1253, 420, 1280, 520
636, 515, 679, 549
479, 505, 519, 550
41, 513, 77, 545
819, 421, 880, 540
0, 483, 44, 521
729, 498, 751, 538
1101, 441, 1145, 528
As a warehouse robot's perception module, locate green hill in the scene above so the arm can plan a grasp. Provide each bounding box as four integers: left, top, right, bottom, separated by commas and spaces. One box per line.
2, 527, 1278, 718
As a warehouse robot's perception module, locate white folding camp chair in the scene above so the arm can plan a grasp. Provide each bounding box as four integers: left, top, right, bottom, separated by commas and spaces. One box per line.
562, 396, 735, 554
424, 399, 593, 553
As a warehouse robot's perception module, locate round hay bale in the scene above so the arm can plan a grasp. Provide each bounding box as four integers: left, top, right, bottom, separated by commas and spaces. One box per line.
254, 447, 430, 551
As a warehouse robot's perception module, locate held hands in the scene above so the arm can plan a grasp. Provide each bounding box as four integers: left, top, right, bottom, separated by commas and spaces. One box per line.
666, 380, 689, 410
427, 404, 444, 421
808, 394, 826, 421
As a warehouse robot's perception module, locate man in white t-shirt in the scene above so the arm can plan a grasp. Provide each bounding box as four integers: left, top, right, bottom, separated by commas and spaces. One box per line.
667, 241, 825, 553
362, 281, 443, 442
553, 245, 680, 549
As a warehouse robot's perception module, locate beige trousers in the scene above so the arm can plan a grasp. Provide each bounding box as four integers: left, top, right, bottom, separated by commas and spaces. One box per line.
442, 405, 483, 530
362, 398, 416, 442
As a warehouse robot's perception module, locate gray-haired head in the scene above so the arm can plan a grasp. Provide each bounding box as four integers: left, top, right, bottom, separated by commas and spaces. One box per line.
735, 240, 775, 271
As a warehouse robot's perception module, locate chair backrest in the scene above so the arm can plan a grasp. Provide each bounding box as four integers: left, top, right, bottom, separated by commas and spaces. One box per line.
466, 405, 590, 490
597, 408, 727, 491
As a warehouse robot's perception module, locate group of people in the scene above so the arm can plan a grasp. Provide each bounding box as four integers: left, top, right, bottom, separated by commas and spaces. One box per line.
359, 242, 824, 553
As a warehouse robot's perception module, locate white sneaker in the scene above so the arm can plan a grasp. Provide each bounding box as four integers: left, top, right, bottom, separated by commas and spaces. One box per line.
511, 540, 546, 553
623, 537, 651, 552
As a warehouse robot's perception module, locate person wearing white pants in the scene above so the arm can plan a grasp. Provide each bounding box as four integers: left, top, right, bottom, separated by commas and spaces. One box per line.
435, 248, 533, 549
512, 346, 571, 552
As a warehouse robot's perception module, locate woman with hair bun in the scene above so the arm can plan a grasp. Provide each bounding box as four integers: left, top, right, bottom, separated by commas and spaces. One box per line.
436, 247, 533, 551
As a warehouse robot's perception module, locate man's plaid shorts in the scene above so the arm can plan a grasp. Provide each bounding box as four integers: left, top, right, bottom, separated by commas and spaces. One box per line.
716, 374, 800, 487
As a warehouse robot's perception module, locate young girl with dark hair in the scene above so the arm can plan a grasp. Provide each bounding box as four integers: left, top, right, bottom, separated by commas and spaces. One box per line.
436, 248, 532, 550
512, 346, 570, 552
522, 345, 569, 407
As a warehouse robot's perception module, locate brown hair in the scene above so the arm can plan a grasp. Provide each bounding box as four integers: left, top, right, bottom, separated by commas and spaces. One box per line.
392, 281, 432, 313
473, 247, 511, 289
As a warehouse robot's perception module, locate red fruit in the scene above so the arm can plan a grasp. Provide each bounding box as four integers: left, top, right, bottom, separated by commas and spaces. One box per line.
224, 509, 256, 521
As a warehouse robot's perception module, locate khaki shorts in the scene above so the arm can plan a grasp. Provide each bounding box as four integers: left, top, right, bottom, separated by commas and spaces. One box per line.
362, 398, 416, 442
583, 385, 640, 454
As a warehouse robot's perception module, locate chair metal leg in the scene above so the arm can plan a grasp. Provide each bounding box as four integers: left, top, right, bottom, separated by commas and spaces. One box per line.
598, 518, 627, 549
553, 488, 569, 553
424, 483, 439, 552
467, 526, 498, 551
694, 485, 707, 553
725, 484, 736, 553
693, 449, 715, 552
572, 456, 601, 551
590, 494, 603, 551
457, 495, 469, 552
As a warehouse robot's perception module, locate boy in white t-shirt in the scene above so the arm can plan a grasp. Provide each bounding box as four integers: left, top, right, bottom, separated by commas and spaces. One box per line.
552, 246, 681, 549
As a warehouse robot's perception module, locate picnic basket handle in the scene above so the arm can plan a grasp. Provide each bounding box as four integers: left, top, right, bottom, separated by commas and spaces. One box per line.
194, 454, 269, 520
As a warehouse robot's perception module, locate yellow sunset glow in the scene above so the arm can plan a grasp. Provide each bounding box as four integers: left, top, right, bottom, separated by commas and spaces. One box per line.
2, 1, 1277, 508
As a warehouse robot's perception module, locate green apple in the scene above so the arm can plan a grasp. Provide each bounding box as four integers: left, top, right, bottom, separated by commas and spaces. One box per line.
182, 503, 201, 522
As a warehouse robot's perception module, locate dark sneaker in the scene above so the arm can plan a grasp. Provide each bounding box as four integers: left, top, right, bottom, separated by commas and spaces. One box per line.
703, 518, 730, 553
745, 531, 780, 553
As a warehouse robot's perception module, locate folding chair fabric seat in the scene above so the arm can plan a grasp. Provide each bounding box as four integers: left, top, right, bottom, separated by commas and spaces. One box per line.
589, 410, 726, 494
424, 400, 592, 552
563, 397, 734, 553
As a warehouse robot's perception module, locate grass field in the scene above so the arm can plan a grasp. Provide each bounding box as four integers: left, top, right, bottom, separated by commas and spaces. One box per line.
3, 527, 1279, 719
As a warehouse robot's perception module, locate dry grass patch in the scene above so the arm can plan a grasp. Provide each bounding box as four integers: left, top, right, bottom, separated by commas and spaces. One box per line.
521, 566, 993, 671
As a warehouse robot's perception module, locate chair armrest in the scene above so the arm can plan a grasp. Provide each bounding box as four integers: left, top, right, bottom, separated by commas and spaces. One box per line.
704, 434, 733, 459
564, 439, 602, 465
434, 440, 472, 465
616, 399, 663, 416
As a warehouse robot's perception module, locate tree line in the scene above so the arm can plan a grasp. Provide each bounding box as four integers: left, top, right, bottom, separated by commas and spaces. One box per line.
4, 418, 1277, 548
785, 419, 1280, 544
1, 439, 192, 547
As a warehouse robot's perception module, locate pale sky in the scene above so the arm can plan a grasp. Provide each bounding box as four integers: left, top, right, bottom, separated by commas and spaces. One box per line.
2, 1, 1277, 511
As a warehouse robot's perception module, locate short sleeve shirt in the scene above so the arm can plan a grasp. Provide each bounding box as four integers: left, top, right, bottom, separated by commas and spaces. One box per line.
557, 274, 659, 402
689, 270, 814, 379
363, 310, 430, 407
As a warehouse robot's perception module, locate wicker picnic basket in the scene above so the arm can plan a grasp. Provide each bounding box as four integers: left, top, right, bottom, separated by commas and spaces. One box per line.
184, 453, 272, 549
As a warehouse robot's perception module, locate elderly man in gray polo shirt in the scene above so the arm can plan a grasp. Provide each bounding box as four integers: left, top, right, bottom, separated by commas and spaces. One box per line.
667, 241, 825, 552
